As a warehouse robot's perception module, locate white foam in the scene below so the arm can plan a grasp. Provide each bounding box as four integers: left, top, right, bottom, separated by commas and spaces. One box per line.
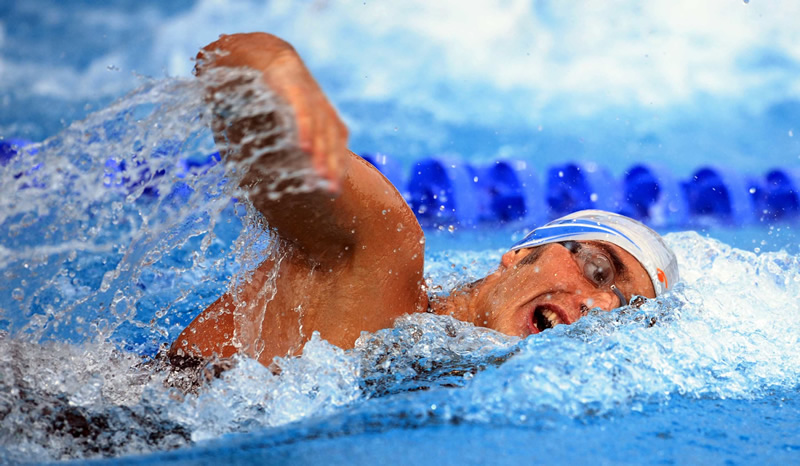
2, 40, 800, 459
3, 226, 800, 460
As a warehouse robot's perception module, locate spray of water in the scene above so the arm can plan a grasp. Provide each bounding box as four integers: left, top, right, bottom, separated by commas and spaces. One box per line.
1, 72, 799, 462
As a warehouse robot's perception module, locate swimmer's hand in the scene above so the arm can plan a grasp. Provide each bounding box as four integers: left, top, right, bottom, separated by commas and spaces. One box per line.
190, 32, 423, 271
196, 32, 347, 191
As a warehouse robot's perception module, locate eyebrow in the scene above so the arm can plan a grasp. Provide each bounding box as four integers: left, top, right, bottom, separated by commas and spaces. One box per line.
519, 245, 547, 266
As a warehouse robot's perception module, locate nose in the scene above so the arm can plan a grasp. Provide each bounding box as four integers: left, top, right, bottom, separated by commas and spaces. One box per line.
581, 288, 620, 312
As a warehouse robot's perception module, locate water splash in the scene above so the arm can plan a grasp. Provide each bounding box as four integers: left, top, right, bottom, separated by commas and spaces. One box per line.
2, 226, 800, 461
0, 68, 346, 460
1, 77, 224, 347
2, 72, 800, 461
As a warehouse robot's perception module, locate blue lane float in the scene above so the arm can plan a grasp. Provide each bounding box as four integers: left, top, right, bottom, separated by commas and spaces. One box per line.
620, 164, 688, 227
545, 162, 619, 218
7, 134, 800, 228
406, 157, 480, 228
4, 136, 221, 199
757, 168, 800, 221
477, 159, 544, 225
682, 166, 757, 225
1, 139, 47, 189
0, 138, 34, 165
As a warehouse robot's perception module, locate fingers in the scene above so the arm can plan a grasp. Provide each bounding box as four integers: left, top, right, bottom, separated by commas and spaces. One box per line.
287, 86, 347, 193
282, 83, 324, 168
198, 33, 350, 194
260, 60, 348, 193
290, 90, 314, 155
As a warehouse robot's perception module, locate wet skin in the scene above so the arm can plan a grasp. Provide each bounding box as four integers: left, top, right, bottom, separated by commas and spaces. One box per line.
433, 242, 656, 338
172, 33, 656, 367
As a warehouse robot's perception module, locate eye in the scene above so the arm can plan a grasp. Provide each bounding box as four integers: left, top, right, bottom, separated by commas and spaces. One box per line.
583, 254, 614, 287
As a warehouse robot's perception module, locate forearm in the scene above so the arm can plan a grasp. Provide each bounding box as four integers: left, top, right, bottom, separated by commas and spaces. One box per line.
197, 32, 345, 173
196, 33, 416, 265
197, 34, 304, 165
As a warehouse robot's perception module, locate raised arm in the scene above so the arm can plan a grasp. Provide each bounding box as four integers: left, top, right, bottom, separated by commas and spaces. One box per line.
196, 33, 421, 267
173, 34, 427, 362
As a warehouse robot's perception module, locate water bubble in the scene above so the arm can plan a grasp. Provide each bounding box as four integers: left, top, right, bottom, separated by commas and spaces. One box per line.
11, 288, 24, 301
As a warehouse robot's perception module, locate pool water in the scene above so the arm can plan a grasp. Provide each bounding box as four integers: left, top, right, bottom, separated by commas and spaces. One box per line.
0, 75, 799, 464
3, 1, 800, 464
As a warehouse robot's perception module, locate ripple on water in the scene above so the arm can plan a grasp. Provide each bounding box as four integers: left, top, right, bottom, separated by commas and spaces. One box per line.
1, 75, 800, 461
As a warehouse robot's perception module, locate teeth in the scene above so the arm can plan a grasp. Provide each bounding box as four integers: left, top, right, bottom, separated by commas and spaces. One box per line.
541, 309, 562, 327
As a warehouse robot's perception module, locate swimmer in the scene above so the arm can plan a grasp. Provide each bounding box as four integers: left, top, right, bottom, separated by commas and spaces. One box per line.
171, 33, 679, 367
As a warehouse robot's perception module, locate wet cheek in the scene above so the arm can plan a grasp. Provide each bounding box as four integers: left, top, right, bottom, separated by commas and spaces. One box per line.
484, 303, 524, 336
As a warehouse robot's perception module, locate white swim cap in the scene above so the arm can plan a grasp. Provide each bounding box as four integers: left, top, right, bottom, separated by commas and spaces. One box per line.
510, 209, 679, 296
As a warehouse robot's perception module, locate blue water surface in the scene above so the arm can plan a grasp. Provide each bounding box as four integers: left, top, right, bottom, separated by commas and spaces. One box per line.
2, 1, 800, 465
95, 393, 800, 465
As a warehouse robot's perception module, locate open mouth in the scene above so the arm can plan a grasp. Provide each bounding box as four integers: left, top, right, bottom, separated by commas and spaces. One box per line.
531, 305, 564, 333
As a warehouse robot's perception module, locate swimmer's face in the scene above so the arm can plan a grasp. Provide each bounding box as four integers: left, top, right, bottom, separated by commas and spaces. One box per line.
474, 241, 656, 338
